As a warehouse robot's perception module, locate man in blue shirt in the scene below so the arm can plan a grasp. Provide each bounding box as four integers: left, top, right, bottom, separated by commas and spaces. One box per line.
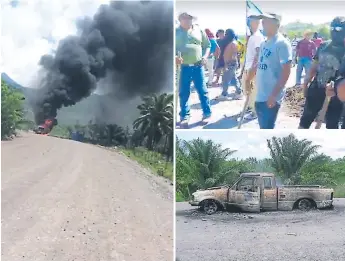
253, 13, 292, 129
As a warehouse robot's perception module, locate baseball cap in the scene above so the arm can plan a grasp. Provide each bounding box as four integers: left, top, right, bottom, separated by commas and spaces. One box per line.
178, 12, 197, 20
252, 13, 282, 23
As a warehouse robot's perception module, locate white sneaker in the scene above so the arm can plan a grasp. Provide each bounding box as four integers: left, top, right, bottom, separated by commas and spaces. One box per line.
244, 112, 257, 120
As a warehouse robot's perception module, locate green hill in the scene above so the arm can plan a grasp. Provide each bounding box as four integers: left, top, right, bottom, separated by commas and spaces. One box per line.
281, 21, 331, 39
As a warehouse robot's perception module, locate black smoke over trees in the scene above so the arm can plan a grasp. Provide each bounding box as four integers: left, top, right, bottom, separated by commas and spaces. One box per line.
32, 0, 173, 124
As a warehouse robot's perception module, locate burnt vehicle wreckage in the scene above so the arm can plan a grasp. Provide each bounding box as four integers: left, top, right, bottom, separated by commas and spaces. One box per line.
189, 173, 334, 215
33, 118, 58, 135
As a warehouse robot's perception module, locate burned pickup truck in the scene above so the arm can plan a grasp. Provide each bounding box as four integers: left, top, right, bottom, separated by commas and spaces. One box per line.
33, 118, 58, 135
189, 173, 334, 214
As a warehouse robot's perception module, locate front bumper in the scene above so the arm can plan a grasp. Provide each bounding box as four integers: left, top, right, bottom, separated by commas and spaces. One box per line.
189, 201, 200, 206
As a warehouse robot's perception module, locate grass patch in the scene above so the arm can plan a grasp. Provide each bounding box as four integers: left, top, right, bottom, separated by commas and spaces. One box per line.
334, 175, 345, 198
175, 191, 185, 202
121, 147, 173, 181
334, 183, 345, 198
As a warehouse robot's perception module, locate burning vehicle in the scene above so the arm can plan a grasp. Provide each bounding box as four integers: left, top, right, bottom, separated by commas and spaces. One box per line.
190, 173, 334, 215
33, 118, 58, 135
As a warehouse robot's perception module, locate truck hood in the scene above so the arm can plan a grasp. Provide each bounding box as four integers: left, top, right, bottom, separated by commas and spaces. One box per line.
192, 186, 228, 202
196, 186, 227, 192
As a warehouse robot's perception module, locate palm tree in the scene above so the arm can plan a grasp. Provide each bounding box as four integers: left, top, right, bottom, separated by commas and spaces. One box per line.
176, 138, 237, 198
133, 93, 173, 151
267, 134, 321, 184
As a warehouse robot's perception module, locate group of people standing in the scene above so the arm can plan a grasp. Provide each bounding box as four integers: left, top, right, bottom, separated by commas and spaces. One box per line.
176, 11, 345, 129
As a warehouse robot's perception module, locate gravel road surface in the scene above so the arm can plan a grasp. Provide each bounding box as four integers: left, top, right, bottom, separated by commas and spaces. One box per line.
176, 199, 345, 261
175, 67, 325, 129
2, 133, 173, 261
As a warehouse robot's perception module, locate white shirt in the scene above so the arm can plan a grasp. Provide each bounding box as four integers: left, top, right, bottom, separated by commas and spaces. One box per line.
244, 30, 265, 70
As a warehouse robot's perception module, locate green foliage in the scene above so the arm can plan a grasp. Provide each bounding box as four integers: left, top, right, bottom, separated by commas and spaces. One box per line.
133, 93, 173, 153
176, 137, 240, 200
47, 93, 173, 180
1, 80, 25, 139
267, 134, 320, 184
121, 147, 173, 181
282, 21, 331, 40
176, 135, 345, 201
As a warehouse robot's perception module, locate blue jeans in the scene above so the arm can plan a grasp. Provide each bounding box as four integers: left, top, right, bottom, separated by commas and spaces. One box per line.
296, 57, 312, 85
255, 102, 281, 129
222, 61, 241, 95
179, 64, 211, 120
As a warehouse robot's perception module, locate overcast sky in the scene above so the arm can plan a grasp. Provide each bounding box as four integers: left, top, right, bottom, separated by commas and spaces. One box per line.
1, 0, 109, 86
176, 0, 345, 35
176, 130, 345, 160
2, 0, 344, 86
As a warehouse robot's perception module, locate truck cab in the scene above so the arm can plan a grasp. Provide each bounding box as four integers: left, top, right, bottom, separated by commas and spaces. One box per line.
190, 172, 334, 215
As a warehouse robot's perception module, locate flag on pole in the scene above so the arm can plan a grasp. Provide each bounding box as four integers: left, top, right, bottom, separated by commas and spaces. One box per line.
246, 0, 264, 36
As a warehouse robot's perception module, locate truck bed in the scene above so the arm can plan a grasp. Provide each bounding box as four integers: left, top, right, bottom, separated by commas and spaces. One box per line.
281, 185, 323, 188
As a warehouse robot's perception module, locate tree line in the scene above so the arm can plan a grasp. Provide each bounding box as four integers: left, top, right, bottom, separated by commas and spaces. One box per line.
1, 80, 173, 161
176, 134, 345, 201
55, 93, 174, 160
281, 21, 331, 40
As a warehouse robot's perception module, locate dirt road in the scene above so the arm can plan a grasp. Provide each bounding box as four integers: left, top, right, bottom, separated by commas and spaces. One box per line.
176, 67, 324, 129
176, 199, 345, 261
1, 133, 173, 261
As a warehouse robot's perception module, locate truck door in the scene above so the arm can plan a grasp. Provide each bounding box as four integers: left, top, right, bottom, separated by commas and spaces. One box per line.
234, 177, 260, 212
261, 176, 278, 210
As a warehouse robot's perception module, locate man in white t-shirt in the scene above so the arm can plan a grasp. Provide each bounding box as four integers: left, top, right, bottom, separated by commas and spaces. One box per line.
242, 16, 265, 119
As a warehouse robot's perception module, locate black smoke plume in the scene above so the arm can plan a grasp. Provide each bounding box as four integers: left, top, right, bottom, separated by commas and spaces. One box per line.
33, 0, 173, 124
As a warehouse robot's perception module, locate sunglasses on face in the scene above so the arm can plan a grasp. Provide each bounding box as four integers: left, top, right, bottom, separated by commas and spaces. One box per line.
331, 26, 343, 32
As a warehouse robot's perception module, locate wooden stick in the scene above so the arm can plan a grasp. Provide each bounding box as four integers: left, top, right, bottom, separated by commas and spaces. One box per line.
315, 82, 334, 129
175, 52, 182, 117
238, 90, 250, 129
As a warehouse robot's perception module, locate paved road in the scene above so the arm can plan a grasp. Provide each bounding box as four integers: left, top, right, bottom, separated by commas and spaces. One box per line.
175, 67, 326, 129
176, 199, 345, 261
1, 133, 173, 261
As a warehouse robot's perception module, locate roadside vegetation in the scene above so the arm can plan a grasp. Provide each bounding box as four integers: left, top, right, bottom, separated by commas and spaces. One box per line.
51, 93, 174, 181
1, 79, 173, 181
1, 80, 27, 139
176, 134, 345, 201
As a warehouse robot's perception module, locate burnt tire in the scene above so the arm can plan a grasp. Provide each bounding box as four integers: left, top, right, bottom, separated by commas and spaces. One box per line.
297, 198, 314, 211
202, 200, 218, 215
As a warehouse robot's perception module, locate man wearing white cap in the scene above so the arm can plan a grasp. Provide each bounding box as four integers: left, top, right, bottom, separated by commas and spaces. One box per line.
242, 15, 265, 120
251, 13, 292, 129
176, 12, 212, 126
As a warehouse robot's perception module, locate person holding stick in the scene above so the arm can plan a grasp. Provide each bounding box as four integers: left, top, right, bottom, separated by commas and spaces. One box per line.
299, 16, 345, 129
251, 13, 292, 129
242, 15, 265, 121
326, 54, 345, 128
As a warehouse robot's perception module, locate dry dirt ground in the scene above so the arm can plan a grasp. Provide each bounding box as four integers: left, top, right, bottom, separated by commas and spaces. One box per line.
175, 67, 329, 129
176, 199, 345, 261
1, 132, 173, 261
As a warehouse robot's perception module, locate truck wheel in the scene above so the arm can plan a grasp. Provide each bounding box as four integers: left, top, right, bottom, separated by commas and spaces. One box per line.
203, 200, 218, 215
297, 199, 313, 211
